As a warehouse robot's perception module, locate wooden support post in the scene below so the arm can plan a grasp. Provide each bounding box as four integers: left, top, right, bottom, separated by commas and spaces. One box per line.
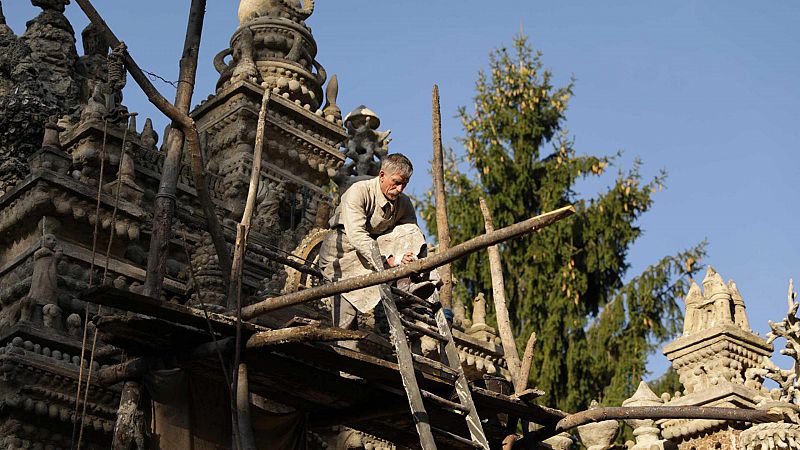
112, 381, 144, 450
431, 85, 453, 309
73, 0, 232, 293
229, 88, 270, 450
479, 198, 523, 392
241, 205, 576, 319
237, 364, 258, 450
142, 0, 207, 298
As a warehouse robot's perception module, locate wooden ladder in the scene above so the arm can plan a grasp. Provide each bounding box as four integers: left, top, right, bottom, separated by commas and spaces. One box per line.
370, 248, 490, 450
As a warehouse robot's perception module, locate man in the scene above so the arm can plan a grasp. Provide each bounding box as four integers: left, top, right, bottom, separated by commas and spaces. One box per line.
319, 153, 437, 331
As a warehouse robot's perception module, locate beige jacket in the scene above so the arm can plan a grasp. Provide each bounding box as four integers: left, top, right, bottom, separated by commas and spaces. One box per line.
328, 176, 417, 266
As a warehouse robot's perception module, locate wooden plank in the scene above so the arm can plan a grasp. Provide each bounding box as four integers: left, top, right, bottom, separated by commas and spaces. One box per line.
380, 285, 438, 450
434, 298, 490, 450
81, 286, 268, 335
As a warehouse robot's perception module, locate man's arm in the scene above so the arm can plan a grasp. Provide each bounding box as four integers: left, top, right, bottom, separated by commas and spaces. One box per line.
341, 188, 381, 269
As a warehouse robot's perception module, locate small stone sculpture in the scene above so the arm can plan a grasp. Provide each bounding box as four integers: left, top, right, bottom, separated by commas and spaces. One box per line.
42, 303, 62, 330
26, 234, 62, 304
66, 313, 82, 338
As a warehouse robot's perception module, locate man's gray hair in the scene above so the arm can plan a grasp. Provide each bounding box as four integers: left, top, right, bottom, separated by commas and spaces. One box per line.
381, 153, 413, 178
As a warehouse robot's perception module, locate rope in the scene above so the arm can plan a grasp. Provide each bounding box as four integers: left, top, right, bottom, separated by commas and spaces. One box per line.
76, 115, 132, 450
71, 119, 108, 449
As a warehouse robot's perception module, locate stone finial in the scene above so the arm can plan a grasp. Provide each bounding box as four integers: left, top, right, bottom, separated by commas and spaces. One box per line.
322, 74, 342, 122
41, 118, 64, 151
702, 266, 733, 326
623, 382, 675, 450
453, 296, 467, 326
0, 1, 6, 26
577, 400, 620, 450
472, 292, 486, 325
729, 280, 751, 331
140, 118, 158, 151
682, 281, 702, 335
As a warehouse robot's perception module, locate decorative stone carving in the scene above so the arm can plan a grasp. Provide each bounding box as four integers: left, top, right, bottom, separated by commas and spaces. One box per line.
252, 179, 286, 234
231, 26, 258, 84
140, 118, 158, 151
42, 302, 62, 330
238, 0, 315, 24
576, 400, 619, 450
623, 382, 676, 450
741, 423, 800, 450
26, 234, 62, 304
331, 105, 390, 193
66, 312, 81, 338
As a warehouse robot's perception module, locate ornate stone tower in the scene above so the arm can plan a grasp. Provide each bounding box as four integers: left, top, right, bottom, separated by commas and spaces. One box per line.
660, 267, 774, 449
189, 0, 348, 308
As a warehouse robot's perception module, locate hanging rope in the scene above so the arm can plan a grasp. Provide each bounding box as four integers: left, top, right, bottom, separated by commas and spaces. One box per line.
76, 114, 132, 450
71, 119, 109, 450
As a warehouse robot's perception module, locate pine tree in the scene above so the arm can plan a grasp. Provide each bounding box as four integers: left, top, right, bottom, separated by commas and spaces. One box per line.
419, 37, 706, 411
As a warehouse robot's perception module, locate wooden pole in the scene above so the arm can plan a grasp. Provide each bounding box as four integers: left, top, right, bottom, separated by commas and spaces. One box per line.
229, 88, 270, 450
141, 0, 206, 298
479, 198, 525, 392
111, 381, 143, 450
236, 364, 258, 450
431, 85, 453, 309
73, 0, 232, 293
241, 205, 576, 319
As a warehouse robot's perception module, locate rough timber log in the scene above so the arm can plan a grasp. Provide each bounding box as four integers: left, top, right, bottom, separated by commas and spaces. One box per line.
241, 205, 576, 319
554, 405, 783, 432
431, 84, 453, 310
142, 0, 207, 298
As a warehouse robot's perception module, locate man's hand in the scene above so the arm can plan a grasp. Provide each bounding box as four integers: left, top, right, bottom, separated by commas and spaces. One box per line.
400, 251, 415, 265
386, 252, 415, 268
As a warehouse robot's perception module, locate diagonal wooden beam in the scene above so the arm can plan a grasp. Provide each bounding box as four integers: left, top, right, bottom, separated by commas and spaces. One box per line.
241, 205, 576, 320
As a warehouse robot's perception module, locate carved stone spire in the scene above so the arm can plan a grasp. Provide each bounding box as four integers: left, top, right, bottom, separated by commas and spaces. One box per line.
682, 280, 703, 335
729, 280, 751, 331
702, 266, 733, 326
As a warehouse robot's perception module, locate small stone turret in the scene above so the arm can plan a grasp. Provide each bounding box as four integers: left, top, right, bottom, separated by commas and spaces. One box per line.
661, 268, 773, 448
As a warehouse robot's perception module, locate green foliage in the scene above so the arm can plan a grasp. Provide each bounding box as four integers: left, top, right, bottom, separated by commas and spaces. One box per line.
419, 36, 706, 412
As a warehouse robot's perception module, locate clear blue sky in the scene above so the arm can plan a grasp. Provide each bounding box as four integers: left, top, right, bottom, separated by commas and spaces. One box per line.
6, 1, 800, 379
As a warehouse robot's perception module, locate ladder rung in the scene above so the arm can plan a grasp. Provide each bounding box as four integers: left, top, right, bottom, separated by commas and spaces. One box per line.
430, 426, 484, 449
400, 317, 448, 342
400, 307, 437, 327
411, 353, 458, 378
390, 286, 440, 310
421, 390, 470, 414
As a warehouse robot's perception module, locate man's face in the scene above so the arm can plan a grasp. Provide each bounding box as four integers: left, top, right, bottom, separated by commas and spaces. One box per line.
379, 170, 410, 201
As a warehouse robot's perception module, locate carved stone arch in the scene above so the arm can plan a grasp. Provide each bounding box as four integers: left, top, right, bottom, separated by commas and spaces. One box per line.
282, 227, 331, 294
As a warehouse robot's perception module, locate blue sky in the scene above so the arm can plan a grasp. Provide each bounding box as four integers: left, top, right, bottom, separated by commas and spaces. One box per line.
6, 1, 800, 379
